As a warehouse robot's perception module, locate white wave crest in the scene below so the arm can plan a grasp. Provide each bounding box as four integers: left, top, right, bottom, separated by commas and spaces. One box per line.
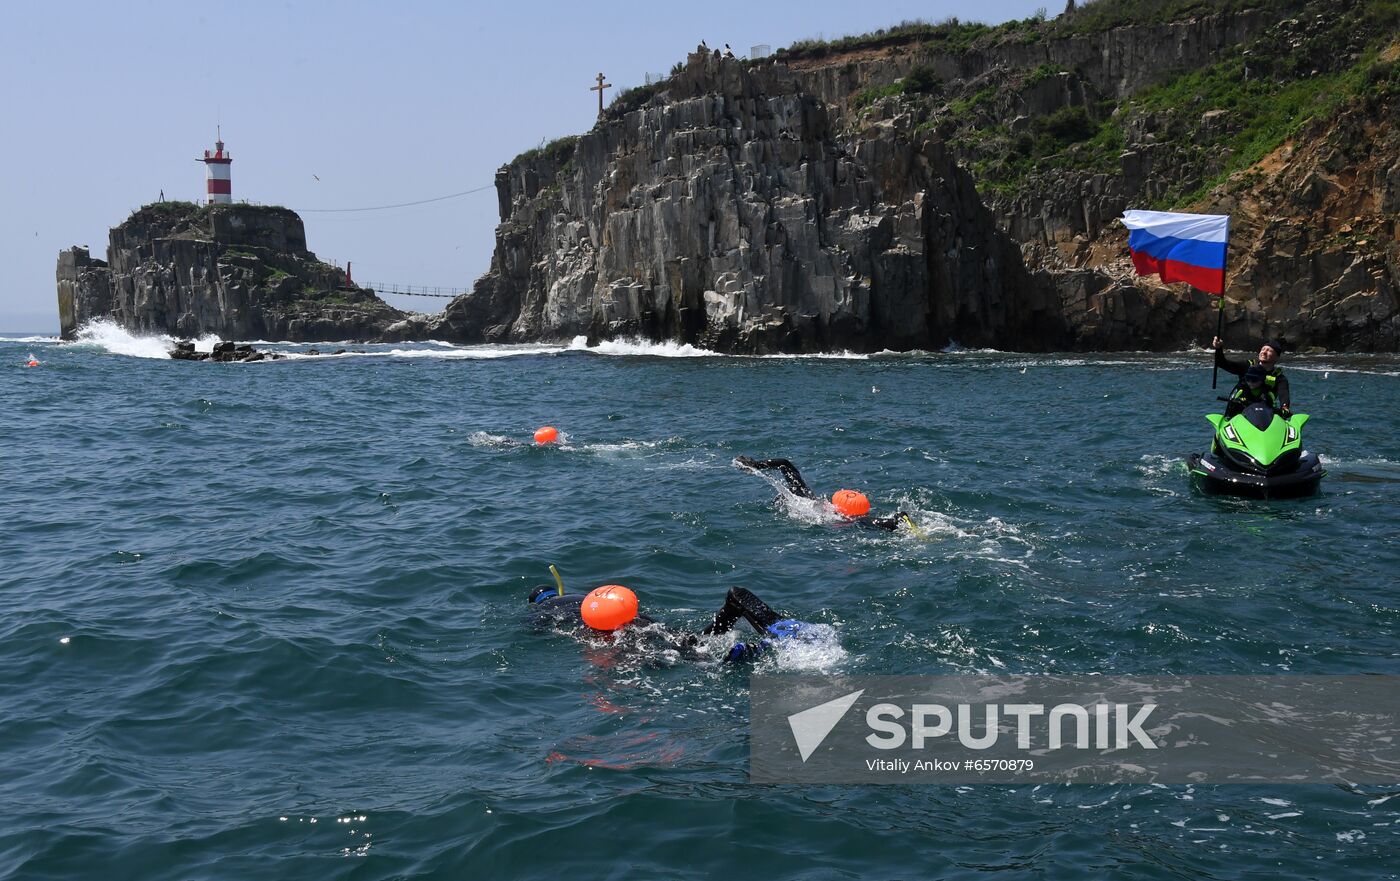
1136, 454, 1183, 478
386, 343, 565, 359
70, 319, 176, 359
466, 431, 521, 448
568, 335, 872, 360
1290, 364, 1400, 377
568, 335, 716, 358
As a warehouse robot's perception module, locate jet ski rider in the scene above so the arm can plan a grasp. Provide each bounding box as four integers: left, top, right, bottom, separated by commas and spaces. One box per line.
1224, 364, 1277, 418
1213, 336, 1291, 416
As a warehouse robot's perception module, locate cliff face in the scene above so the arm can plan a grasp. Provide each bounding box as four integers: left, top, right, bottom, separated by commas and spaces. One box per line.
417, 0, 1396, 352
57, 203, 405, 342
410, 53, 1061, 353
1034, 91, 1400, 351
961, 4, 1399, 351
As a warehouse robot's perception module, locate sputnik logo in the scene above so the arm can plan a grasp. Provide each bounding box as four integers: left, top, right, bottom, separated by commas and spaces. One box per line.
787, 690, 864, 762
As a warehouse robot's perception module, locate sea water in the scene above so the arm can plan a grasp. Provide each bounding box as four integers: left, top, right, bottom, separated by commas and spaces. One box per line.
2, 323, 1398, 879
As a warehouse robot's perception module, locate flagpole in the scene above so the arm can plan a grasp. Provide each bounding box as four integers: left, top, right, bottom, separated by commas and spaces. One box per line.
1212, 236, 1229, 390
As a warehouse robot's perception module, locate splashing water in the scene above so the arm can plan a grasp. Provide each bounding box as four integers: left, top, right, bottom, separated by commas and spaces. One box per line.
70, 319, 177, 359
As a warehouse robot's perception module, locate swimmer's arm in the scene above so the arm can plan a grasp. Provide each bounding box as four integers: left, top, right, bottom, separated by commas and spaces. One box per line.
735, 456, 818, 499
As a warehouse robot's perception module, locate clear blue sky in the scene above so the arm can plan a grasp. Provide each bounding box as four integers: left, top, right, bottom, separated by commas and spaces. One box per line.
1, 0, 1054, 333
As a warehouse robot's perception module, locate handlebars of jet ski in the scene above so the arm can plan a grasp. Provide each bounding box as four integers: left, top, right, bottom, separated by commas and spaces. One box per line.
1216, 396, 1291, 418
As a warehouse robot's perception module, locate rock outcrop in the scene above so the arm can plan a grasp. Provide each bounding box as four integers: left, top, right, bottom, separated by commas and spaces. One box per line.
396, 52, 1064, 353
169, 341, 286, 362
57, 203, 406, 342
404, 0, 1395, 352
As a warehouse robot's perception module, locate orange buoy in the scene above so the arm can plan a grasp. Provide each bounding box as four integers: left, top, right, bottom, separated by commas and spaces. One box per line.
580, 585, 638, 631
831, 489, 871, 517
534, 425, 559, 445
26, 360, 40, 367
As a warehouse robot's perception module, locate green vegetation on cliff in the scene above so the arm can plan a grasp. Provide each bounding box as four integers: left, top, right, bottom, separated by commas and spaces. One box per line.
826, 0, 1397, 210
511, 135, 579, 172
1086, 0, 1397, 206
1046, 0, 1285, 36
777, 18, 998, 60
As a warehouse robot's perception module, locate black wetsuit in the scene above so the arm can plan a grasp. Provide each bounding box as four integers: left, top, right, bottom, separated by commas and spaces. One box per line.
529, 586, 797, 663
1224, 382, 1277, 418
1216, 349, 1290, 409
735, 456, 908, 531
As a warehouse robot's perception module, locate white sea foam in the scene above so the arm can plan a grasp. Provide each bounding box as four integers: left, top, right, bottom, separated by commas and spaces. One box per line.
568, 335, 718, 358
940, 341, 1004, 354
777, 493, 844, 525
767, 349, 870, 360
1290, 364, 1400, 377
466, 431, 520, 448
577, 439, 665, 455
275, 343, 565, 360
739, 464, 844, 525
1136, 454, 1183, 478
2, 335, 59, 344
899, 509, 976, 541
762, 623, 848, 672
566, 335, 873, 359
386, 343, 565, 359
70, 320, 176, 359
1326, 457, 1400, 470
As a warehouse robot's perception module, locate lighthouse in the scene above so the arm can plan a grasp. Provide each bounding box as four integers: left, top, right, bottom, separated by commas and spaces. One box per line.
198, 129, 232, 204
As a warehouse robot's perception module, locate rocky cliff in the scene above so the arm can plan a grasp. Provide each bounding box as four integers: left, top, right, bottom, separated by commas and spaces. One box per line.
57, 203, 405, 342
401, 52, 1063, 353
407, 0, 1397, 352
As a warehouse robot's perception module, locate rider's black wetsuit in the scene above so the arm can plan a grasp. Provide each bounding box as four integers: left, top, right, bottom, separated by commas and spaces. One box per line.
1216, 348, 1290, 410
528, 586, 809, 663
1223, 382, 1277, 419
735, 456, 908, 531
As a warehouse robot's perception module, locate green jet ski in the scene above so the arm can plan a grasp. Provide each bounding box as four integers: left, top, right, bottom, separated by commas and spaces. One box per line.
1187, 400, 1325, 498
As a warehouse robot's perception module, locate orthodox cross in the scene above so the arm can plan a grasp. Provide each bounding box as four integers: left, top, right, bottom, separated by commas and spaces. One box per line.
590, 72, 611, 118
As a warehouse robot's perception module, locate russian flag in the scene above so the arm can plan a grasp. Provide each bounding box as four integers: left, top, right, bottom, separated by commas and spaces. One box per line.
1122, 210, 1229, 295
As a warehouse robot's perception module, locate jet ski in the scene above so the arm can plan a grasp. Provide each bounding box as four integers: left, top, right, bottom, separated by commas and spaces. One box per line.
1187, 400, 1324, 498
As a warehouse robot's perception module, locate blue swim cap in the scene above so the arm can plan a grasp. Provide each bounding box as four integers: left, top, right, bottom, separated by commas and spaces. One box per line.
765, 619, 817, 641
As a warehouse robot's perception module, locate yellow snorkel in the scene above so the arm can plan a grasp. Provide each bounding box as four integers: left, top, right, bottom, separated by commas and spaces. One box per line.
902, 514, 928, 539
549, 564, 566, 597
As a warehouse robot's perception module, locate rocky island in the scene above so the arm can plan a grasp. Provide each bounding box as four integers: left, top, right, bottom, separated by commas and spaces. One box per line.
56, 202, 407, 342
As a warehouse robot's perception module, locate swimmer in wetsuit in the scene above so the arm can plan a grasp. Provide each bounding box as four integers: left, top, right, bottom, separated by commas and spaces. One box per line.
734, 456, 912, 532
528, 585, 820, 663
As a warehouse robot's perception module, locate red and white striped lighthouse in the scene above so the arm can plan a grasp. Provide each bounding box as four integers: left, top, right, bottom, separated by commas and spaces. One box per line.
198, 129, 232, 204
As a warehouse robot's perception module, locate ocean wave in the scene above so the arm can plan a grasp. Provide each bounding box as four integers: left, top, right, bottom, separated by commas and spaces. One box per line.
1289, 364, 1400, 378
69, 320, 176, 359
567, 335, 721, 358
278, 343, 566, 360
466, 431, 522, 449
566, 335, 873, 359
383, 343, 564, 359
1136, 454, 1185, 479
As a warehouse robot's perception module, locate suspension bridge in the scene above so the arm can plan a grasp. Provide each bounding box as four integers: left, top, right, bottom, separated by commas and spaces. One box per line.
364, 283, 468, 299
